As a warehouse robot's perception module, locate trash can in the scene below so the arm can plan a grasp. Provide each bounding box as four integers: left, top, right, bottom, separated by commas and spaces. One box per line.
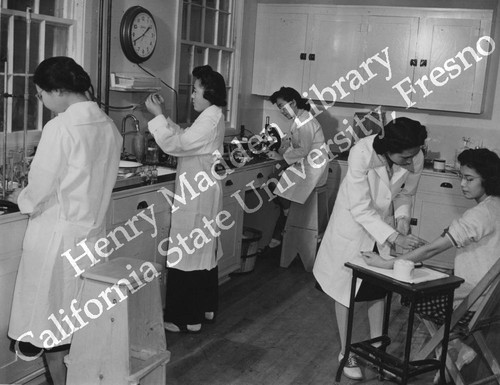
239, 227, 262, 273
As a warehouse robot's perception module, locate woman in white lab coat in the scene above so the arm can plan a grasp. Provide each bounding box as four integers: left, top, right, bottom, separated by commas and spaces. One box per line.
7, 57, 121, 384
145, 65, 226, 333
266, 86, 329, 249
313, 117, 427, 380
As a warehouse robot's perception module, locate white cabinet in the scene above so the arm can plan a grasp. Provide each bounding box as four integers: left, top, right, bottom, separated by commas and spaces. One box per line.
252, 7, 309, 95
411, 172, 474, 270
252, 5, 364, 100
252, 5, 492, 113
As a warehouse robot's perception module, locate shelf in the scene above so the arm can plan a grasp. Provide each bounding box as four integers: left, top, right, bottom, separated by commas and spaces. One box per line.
110, 86, 160, 93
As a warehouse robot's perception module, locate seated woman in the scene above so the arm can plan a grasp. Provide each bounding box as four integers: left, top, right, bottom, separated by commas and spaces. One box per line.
265, 86, 329, 251
362, 148, 500, 374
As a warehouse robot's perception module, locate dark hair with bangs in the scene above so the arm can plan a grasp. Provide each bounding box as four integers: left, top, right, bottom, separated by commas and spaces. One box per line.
269, 87, 310, 111
458, 148, 500, 197
373, 117, 427, 155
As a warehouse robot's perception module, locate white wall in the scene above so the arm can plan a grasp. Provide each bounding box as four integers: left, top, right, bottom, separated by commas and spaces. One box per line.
239, 0, 500, 165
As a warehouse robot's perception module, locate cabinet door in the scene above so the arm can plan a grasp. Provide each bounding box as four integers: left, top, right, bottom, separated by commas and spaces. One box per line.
414, 17, 489, 113
356, 15, 419, 107
411, 187, 474, 270
218, 196, 244, 279
252, 6, 309, 95
306, 14, 364, 103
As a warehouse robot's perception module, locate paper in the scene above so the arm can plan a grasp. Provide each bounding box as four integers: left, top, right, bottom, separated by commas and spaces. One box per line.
351, 256, 449, 284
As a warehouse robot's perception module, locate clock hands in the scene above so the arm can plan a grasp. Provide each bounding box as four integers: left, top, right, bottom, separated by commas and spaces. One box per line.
133, 26, 152, 43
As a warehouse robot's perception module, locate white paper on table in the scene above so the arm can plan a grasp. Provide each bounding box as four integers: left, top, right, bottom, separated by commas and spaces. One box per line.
351, 256, 449, 284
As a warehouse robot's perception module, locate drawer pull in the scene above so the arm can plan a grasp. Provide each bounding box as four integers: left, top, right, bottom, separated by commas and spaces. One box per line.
137, 200, 149, 210
257, 172, 264, 178
225, 180, 234, 186
440, 182, 453, 189
410, 218, 418, 226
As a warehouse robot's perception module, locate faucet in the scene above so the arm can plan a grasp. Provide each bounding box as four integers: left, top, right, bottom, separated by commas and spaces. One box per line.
121, 114, 140, 156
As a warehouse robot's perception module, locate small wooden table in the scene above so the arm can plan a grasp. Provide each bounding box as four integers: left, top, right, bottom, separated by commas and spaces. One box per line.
336, 262, 464, 385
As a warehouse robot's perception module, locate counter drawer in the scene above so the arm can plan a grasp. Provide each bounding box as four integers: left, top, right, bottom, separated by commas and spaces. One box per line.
417, 174, 464, 197
111, 188, 172, 225
245, 164, 277, 189
222, 171, 246, 196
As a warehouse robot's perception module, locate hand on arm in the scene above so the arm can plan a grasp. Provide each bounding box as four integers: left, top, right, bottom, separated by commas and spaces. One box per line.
361, 251, 394, 269
394, 233, 428, 250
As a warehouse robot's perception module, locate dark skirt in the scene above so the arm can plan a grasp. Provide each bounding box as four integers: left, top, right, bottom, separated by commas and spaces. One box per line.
164, 266, 219, 325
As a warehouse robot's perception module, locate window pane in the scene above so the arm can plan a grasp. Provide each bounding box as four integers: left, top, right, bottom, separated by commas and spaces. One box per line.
190, 0, 203, 6
219, 0, 231, 12
177, 85, 191, 124
39, 0, 59, 17
0, 76, 3, 132
6, 0, 34, 12
179, 44, 192, 84
12, 75, 37, 132
193, 46, 205, 68
218, 12, 229, 46
220, 51, 231, 84
1, 14, 8, 61
12, 17, 40, 73
181, 2, 188, 40
204, 8, 216, 45
208, 49, 219, 72
46, 23, 68, 57
190, 5, 202, 42
206, 0, 216, 9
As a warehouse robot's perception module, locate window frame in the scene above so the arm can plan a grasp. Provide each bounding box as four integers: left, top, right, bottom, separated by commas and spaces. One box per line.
178, 0, 243, 131
0, 1, 82, 134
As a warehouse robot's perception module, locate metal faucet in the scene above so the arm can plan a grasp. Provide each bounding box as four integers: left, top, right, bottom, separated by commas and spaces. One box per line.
121, 114, 140, 155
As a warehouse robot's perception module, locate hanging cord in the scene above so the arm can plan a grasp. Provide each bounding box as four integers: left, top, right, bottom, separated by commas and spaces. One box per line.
137, 63, 179, 121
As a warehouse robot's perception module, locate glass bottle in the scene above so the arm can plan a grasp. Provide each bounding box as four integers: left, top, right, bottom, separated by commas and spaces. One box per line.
144, 131, 159, 165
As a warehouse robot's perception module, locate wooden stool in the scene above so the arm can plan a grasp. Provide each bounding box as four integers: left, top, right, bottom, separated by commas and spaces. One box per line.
66, 257, 170, 385
280, 184, 329, 271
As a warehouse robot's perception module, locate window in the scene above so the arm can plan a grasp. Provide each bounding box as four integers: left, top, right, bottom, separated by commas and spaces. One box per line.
179, 0, 242, 128
0, 0, 75, 133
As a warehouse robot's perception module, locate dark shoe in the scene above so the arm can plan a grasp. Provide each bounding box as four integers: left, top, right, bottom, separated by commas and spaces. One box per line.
164, 322, 201, 333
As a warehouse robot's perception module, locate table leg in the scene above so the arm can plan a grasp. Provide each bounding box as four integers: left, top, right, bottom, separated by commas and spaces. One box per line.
437, 291, 455, 385
335, 274, 359, 382
401, 298, 417, 385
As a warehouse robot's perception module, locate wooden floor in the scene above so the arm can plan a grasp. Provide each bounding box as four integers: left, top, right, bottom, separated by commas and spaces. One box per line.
34, 250, 500, 385
163, 251, 500, 385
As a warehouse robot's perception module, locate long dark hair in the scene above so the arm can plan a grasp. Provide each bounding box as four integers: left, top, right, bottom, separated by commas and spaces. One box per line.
458, 148, 500, 197
373, 117, 427, 154
269, 87, 310, 111
192, 65, 227, 107
34, 57, 93, 98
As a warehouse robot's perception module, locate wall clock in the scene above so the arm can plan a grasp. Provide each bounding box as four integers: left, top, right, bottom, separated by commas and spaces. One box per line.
120, 6, 157, 63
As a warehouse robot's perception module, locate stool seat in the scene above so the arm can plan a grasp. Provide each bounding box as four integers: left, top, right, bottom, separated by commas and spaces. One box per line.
66, 257, 170, 385
280, 184, 329, 271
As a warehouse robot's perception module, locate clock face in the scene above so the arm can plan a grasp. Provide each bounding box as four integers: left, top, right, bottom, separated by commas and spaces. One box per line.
131, 12, 157, 59
120, 6, 158, 63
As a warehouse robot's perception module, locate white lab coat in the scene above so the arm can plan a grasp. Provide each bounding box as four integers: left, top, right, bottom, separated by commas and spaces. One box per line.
274, 110, 328, 204
313, 135, 424, 307
9, 102, 122, 348
148, 105, 225, 271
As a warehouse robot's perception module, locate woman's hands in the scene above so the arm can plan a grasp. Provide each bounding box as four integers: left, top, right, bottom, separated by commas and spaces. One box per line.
145, 93, 165, 117
361, 251, 393, 269
395, 233, 427, 250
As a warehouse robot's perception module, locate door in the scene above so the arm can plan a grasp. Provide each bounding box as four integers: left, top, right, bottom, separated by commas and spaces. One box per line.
252, 6, 309, 95
357, 15, 419, 107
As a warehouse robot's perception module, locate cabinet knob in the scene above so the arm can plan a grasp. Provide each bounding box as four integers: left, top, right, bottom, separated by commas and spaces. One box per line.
410, 59, 417, 67
257, 172, 264, 178
225, 180, 234, 186
410, 218, 418, 226
440, 182, 453, 189
137, 200, 149, 209
420, 59, 428, 67
300, 53, 307, 60
308, 53, 315, 61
